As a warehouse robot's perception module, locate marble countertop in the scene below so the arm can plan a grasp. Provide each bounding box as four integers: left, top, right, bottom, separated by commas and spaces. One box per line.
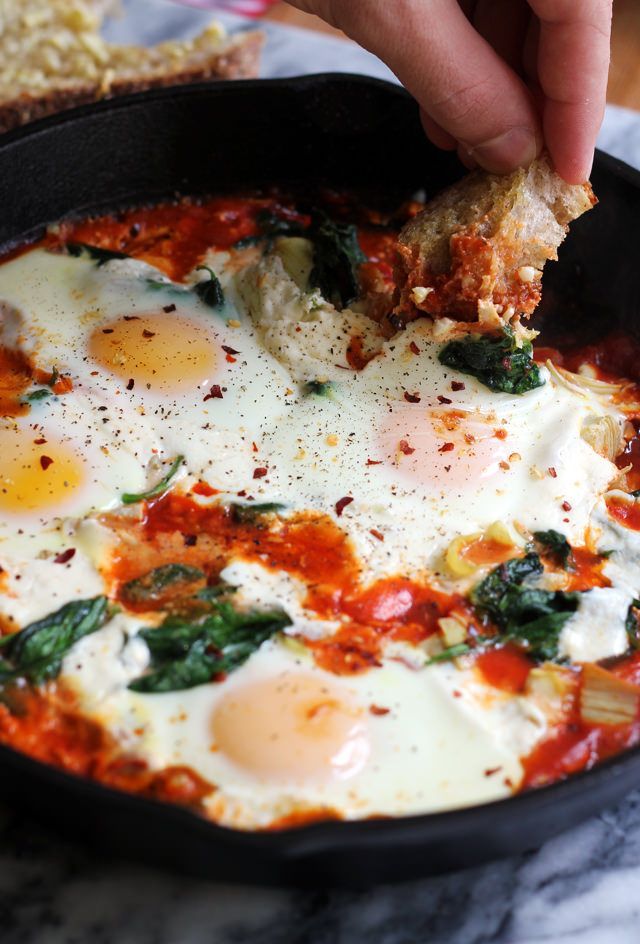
3, 5, 640, 943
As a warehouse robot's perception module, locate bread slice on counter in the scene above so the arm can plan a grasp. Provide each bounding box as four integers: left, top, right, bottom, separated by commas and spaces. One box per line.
0, 0, 263, 133
394, 155, 596, 325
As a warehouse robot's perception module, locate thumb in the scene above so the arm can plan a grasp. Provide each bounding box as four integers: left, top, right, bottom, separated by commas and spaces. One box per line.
315, 0, 543, 174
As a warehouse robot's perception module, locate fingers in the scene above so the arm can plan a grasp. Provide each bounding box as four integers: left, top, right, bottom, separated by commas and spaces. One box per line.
528, 0, 612, 182
420, 109, 457, 150
472, 0, 531, 76
323, 0, 542, 175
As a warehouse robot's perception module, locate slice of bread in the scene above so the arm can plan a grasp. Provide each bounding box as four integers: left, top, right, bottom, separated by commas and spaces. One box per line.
0, 0, 263, 133
394, 155, 596, 325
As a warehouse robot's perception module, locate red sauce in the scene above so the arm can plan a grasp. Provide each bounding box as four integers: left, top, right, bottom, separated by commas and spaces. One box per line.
564, 547, 610, 592
308, 578, 459, 674
52, 197, 287, 282
346, 335, 378, 370
0, 345, 33, 416
475, 645, 533, 694
358, 228, 397, 282
0, 689, 214, 809
0, 348, 71, 418
523, 720, 640, 788
562, 331, 640, 384
265, 808, 342, 830
606, 494, 640, 531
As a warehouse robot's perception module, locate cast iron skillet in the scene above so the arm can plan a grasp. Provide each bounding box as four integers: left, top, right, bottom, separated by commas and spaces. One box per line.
0, 75, 639, 888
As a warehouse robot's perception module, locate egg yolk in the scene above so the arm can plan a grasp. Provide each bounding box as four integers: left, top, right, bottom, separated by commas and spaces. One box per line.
89, 312, 218, 391
0, 427, 83, 513
212, 673, 370, 784
378, 404, 511, 489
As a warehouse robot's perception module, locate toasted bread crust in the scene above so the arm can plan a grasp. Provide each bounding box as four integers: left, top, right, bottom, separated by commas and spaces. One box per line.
395, 156, 596, 324
0, 31, 263, 134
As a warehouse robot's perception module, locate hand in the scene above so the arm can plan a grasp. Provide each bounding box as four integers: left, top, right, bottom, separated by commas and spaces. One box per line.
287, 0, 612, 182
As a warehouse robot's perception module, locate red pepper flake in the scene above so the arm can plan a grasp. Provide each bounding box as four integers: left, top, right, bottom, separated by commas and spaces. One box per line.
40, 455, 54, 470
102, 328, 114, 334
142, 329, 156, 339
253, 467, 268, 479
438, 442, 454, 453
183, 534, 197, 547
494, 428, 508, 440
409, 341, 421, 355
398, 440, 415, 456
369, 705, 390, 716
404, 391, 421, 403
370, 528, 384, 542
484, 766, 502, 777
225, 354, 237, 363
335, 496, 354, 517
548, 467, 558, 478
163, 303, 176, 314
561, 500, 572, 512
203, 384, 223, 402
53, 548, 76, 565
222, 345, 240, 356
366, 458, 383, 466
34, 437, 46, 445
451, 381, 465, 391
252, 442, 258, 453
437, 395, 452, 404
90, 370, 99, 376
126, 378, 134, 391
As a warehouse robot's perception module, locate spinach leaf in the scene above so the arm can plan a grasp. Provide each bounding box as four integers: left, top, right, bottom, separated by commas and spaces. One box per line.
533, 529, 573, 568
470, 553, 543, 614
121, 564, 206, 607
25, 388, 52, 402
121, 455, 184, 505
0, 597, 109, 686
230, 502, 285, 524
426, 643, 471, 666
129, 601, 291, 693
438, 328, 545, 395
66, 242, 129, 266
626, 599, 640, 649
233, 209, 307, 249
308, 212, 366, 310
303, 380, 338, 399
470, 552, 578, 661
194, 266, 224, 309
145, 278, 189, 297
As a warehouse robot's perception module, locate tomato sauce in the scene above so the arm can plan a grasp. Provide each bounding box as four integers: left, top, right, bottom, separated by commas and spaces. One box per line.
0, 689, 214, 809
606, 494, 640, 531
523, 719, 640, 788
5, 190, 640, 817
475, 646, 533, 694
108, 495, 461, 675
46, 195, 395, 287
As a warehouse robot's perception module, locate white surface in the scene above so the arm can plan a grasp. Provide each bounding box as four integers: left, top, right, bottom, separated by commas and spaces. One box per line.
2, 5, 640, 943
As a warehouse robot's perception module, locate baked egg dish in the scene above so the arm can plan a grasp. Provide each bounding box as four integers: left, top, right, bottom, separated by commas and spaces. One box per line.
2, 179, 640, 831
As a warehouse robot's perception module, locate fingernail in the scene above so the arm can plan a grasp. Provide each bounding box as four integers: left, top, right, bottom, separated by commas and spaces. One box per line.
468, 128, 539, 174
